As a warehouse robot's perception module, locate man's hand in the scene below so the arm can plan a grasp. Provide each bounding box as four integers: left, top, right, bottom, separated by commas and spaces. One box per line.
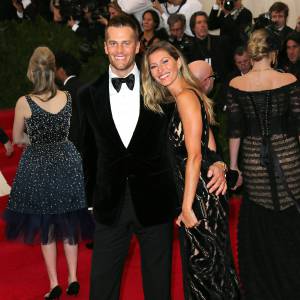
206, 162, 227, 196
232, 170, 243, 190
67, 17, 76, 28
11, 0, 23, 13
152, 0, 163, 15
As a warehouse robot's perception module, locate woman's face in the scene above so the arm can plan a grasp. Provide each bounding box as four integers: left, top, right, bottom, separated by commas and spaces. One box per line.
148, 49, 180, 87
143, 12, 156, 31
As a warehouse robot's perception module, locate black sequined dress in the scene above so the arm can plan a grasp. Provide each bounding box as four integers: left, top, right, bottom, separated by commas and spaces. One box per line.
227, 82, 300, 299
169, 92, 239, 299
4, 93, 93, 244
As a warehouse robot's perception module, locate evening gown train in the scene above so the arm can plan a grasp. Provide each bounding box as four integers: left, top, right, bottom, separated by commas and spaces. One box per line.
4, 93, 93, 244
169, 90, 239, 299
227, 81, 300, 299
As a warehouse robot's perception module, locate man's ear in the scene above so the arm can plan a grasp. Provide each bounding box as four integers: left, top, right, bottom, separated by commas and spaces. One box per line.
104, 42, 108, 55
135, 41, 140, 54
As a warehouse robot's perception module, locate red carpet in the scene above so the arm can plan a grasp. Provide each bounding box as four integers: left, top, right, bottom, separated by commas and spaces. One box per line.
0, 109, 241, 300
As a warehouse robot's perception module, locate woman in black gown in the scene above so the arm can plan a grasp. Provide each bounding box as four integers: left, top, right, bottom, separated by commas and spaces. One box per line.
4, 47, 93, 299
228, 28, 300, 299
142, 41, 239, 299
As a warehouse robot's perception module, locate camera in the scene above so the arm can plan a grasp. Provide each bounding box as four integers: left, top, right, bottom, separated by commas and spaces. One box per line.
222, 0, 235, 12
53, 0, 82, 22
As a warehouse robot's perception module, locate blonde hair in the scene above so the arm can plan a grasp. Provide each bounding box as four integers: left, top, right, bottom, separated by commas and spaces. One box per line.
27, 46, 57, 101
247, 29, 274, 61
141, 41, 215, 124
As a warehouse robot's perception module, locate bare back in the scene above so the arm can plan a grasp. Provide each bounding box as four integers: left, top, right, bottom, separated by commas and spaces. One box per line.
230, 70, 297, 92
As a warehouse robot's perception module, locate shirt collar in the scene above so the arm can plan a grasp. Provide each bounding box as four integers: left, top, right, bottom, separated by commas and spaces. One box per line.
64, 75, 76, 86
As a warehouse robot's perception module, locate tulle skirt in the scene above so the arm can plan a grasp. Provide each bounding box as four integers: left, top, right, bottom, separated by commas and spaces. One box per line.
4, 208, 94, 245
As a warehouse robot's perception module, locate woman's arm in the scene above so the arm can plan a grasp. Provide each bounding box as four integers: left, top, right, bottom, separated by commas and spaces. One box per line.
13, 97, 30, 146
176, 90, 203, 228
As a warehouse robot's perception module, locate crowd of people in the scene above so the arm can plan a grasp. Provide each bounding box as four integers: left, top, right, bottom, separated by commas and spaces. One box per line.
1, 1, 300, 300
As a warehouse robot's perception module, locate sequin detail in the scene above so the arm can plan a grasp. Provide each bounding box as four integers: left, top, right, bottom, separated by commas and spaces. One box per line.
4, 93, 93, 244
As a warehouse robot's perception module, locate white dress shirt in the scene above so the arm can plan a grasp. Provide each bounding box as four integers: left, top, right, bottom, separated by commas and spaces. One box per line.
109, 64, 140, 148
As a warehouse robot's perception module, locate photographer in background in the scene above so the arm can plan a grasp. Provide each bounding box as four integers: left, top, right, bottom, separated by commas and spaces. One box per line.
208, 0, 252, 47
167, 14, 193, 61
280, 32, 300, 80
11, 0, 51, 21
152, 0, 203, 36
65, 1, 105, 41
189, 11, 233, 82
269, 2, 293, 45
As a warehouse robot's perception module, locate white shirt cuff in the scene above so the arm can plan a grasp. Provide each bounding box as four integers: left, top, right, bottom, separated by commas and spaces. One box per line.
72, 24, 79, 32
17, 11, 24, 18
213, 4, 220, 10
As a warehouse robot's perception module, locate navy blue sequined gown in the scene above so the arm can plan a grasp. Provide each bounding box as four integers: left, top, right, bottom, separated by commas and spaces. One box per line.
4, 93, 93, 244
169, 92, 239, 299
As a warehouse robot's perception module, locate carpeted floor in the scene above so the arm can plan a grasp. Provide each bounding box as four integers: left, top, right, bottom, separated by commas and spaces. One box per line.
0, 108, 241, 300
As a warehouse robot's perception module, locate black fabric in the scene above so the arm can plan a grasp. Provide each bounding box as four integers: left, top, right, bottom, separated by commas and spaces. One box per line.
188, 34, 234, 82
63, 76, 82, 150
227, 82, 300, 210
238, 198, 300, 300
77, 72, 178, 226
111, 73, 135, 92
169, 91, 239, 299
0, 128, 9, 144
208, 6, 252, 47
90, 184, 173, 300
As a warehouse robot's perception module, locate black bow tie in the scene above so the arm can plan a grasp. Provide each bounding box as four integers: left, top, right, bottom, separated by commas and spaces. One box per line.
111, 74, 135, 92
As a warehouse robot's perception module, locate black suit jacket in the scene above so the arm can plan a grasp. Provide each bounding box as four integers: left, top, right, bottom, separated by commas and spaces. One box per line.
209, 6, 252, 46
77, 73, 178, 226
64, 76, 82, 150
189, 34, 234, 81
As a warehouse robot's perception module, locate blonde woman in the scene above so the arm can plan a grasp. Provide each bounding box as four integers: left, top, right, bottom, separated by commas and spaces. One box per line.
4, 47, 93, 299
228, 28, 300, 299
142, 41, 239, 299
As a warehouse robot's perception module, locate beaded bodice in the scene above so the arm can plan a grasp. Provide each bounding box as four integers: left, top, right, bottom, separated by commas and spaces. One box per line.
25, 93, 71, 145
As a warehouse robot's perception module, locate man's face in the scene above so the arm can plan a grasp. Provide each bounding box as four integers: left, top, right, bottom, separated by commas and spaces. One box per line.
170, 21, 185, 40
234, 52, 251, 74
104, 26, 140, 77
194, 16, 208, 39
271, 11, 286, 29
287, 40, 300, 63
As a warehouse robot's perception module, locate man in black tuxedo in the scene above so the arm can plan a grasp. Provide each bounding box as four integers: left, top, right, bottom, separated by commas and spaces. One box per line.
189, 11, 233, 82
78, 14, 228, 300
55, 51, 82, 150
78, 15, 177, 300
208, 0, 252, 47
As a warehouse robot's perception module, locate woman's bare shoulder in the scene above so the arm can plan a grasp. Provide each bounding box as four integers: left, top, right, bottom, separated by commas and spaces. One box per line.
229, 76, 244, 89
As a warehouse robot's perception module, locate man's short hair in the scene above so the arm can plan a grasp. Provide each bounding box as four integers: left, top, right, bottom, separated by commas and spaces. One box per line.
105, 15, 139, 40
189, 11, 208, 36
234, 45, 248, 57
55, 51, 81, 76
269, 2, 289, 18
167, 14, 186, 29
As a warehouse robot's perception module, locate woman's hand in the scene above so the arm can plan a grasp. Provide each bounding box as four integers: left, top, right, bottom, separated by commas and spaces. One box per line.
176, 208, 199, 228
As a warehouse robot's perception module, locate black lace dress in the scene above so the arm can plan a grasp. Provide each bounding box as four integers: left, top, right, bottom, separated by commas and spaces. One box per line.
169, 93, 239, 299
4, 93, 94, 245
227, 82, 300, 299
